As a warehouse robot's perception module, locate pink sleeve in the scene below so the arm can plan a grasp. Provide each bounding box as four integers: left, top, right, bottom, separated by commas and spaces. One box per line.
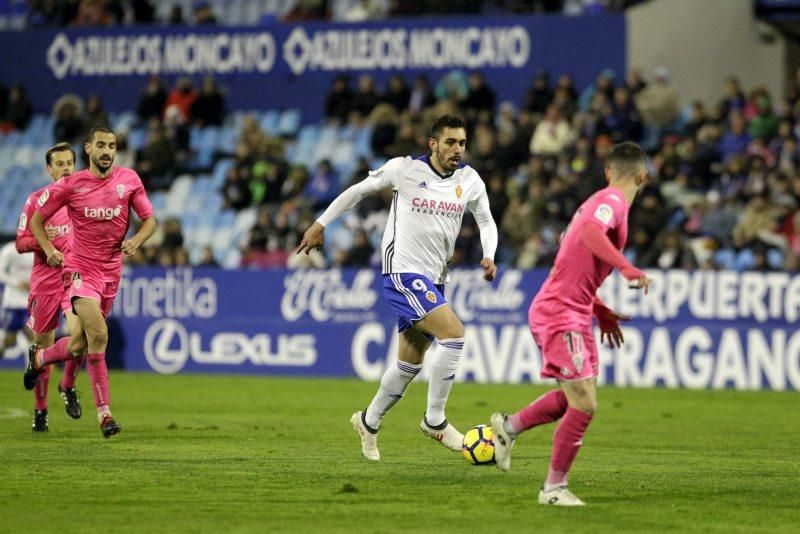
131, 184, 155, 220
36, 181, 69, 220
15, 194, 40, 253
587, 192, 625, 231
580, 222, 644, 281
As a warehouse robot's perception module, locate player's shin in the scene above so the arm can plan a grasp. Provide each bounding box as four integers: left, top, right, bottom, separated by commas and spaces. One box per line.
545, 407, 594, 490
425, 337, 464, 427
86, 352, 111, 418
34, 366, 51, 411
36, 337, 74, 367
508, 390, 568, 436
364, 360, 422, 430
61, 353, 85, 389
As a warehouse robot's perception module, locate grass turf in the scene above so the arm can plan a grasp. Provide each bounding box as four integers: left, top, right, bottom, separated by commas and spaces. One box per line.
0, 369, 797, 532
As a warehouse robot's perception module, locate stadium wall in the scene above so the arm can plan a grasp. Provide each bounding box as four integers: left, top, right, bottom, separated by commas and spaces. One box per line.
2, 267, 797, 392
0, 15, 625, 119
627, 0, 786, 108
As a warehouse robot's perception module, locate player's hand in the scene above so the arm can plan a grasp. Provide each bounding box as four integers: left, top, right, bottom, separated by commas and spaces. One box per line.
45, 247, 63, 267
628, 276, 652, 295
296, 222, 325, 255
121, 238, 141, 257
17, 281, 30, 291
480, 258, 497, 281
45, 224, 58, 239
596, 308, 631, 348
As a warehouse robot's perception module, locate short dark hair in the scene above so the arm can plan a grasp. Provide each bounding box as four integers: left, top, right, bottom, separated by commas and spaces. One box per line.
606, 141, 647, 179
430, 114, 466, 140
45, 142, 76, 165
86, 124, 115, 144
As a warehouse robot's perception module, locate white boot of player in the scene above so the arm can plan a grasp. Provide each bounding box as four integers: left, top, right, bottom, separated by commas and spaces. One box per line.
419, 416, 463, 451
490, 412, 515, 472
538, 486, 586, 506
350, 411, 380, 461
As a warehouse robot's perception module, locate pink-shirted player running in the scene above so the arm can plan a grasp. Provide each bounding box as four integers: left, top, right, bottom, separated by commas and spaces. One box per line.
490, 142, 652, 506
23, 126, 158, 439
16, 143, 88, 432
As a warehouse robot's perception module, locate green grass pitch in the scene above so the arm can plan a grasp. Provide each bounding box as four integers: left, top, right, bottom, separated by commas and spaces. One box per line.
0, 369, 797, 532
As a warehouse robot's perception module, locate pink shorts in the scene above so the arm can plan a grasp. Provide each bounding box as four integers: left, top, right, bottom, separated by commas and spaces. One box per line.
26, 293, 63, 334
531, 324, 598, 382
63, 271, 119, 318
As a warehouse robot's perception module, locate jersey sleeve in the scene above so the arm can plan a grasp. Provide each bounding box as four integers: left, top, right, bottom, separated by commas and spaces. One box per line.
467, 178, 498, 261
35, 179, 69, 220
131, 179, 155, 220
316, 157, 405, 226
586, 191, 626, 231
15, 194, 40, 253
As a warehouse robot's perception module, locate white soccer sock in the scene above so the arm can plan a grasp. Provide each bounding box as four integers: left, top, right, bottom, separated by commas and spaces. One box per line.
364, 360, 422, 430
425, 337, 464, 427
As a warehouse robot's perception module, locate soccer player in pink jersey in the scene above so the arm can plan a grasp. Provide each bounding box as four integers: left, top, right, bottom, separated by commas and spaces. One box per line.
490, 142, 652, 506
23, 126, 157, 438
16, 143, 87, 431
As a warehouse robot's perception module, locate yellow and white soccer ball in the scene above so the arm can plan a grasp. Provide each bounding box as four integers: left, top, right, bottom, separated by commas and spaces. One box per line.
462, 425, 496, 465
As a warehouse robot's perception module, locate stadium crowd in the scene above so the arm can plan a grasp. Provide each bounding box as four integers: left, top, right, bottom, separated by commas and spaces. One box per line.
3, 58, 800, 272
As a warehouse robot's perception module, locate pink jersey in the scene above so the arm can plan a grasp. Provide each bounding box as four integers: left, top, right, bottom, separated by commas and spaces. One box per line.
36, 167, 154, 282
531, 186, 630, 329
17, 186, 72, 295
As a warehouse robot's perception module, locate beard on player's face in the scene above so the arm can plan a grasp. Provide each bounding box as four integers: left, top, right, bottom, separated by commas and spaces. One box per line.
92, 153, 114, 171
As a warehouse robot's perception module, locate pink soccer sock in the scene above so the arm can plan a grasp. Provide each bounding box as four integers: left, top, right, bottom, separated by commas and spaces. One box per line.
508, 390, 568, 434
34, 366, 51, 411
546, 407, 594, 488
61, 355, 85, 389
38, 337, 73, 367
86, 353, 110, 411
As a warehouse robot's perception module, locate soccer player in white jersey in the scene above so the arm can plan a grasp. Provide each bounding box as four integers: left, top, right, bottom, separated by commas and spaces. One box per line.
0, 241, 33, 357
297, 114, 498, 460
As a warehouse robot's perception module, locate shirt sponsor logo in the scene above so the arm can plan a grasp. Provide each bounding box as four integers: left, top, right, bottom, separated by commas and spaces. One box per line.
84, 205, 122, 220
594, 203, 613, 225
74, 187, 91, 193
411, 197, 465, 214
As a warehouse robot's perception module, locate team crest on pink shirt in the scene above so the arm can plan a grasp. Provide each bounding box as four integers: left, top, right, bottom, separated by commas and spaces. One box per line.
116, 184, 125, 199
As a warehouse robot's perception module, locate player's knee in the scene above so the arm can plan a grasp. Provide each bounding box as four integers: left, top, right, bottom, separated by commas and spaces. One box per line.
69, 336, 87, 355
443, 321, 465, 340
86, 329, 108, 349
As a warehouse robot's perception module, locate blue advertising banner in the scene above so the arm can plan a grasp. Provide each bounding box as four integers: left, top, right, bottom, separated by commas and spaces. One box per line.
3, 267, 797, 392
0, 15, 625, 119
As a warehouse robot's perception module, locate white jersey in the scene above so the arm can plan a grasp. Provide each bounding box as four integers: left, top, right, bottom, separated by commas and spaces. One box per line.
0, 241, 33, 310
317, 156, 498, 284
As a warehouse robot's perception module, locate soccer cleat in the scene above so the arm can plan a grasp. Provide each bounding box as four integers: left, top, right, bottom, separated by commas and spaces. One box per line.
23, 344, 43, 390
58, 384, 82, 419
419, 415, 464, 451
490, 412, 515, 471
538, 486, 586, 506
100, 414, 121, 438
350, 411, 380, 461
32, 409, 48, 432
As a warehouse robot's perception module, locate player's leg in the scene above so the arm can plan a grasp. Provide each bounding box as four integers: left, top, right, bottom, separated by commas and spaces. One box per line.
72, 296, 119, 438
31, 328, 55, 432
58, 309, 87, 419
352, 328, 431, 460
413, 304, 466, 450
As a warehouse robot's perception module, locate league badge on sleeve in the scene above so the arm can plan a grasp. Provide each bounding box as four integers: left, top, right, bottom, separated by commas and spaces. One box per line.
38, 189, 49, 207
18, 213, 27, 231
593, 203, 613, 225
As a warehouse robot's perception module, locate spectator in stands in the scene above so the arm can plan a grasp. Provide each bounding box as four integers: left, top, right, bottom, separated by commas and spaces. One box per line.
606, 86, 642, 142
578, 68, 615, 112
383, 75, 411, 112
352, 74, 381, 118
463, 71, 496, 119
193, 1, 218, 24
684, 100, 707, 140
173, 248, 190, 267
191, 76, 225, 127
435, 70, 469, 103
137, 121, 176, 190
718, 110, 751, 161
325, 75, 354, 124
71, 0, 114, 27
529, 105, 575, 156
1, 84, 32, 132
719, 76, 746, 120
198, 246, 220, 267
635, 66, 679, 149
408, 75, 436, 115
625, 68, 647, 95
85, 94, 109, 129
337, 229, 375, 266
168, 4, 185, 25
131, 0, 156, 24
52, 95, 84, 143
733, 194, 780, 249
163, 104, 191, 170
303, 159, 339, 211
369, 104, 398, 158
748, 94, 779, 141
524, 71, 553, 116
221, 164, 252, 211
385, 117, 421, 157
165, 77, 197, 123
160, 218, 185, 252
137, 75, 167, 123
342, 0, 387, 21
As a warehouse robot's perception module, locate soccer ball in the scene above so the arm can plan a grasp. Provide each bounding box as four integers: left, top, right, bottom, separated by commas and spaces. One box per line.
462, 425, 496, 465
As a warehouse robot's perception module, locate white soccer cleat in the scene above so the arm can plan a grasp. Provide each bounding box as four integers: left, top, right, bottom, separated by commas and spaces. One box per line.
350, 411, 380, 461
419, 417, 464, 451
538, 486, 586, 507
490, 412, 515, 472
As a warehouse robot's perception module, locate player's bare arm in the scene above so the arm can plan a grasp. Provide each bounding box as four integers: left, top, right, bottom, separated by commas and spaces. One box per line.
122, 216, 157, 256
29, 211, 62, 267
296, 221, 325, 255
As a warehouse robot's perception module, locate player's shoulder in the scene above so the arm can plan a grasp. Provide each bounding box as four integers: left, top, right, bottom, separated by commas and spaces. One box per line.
592, 187, 625, 206
456, 163, 482, 183
114, 166, 145, 185
381, 156, 414, 172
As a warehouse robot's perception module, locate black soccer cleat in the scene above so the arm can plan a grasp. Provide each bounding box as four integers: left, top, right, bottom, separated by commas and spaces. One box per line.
100, 414, 121, 439
32, 409, 49, 432
58, 384, 82, 419
23, 344, 43, 390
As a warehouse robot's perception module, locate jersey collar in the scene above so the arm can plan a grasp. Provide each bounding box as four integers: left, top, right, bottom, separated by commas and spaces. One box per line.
417, 154, 464, 179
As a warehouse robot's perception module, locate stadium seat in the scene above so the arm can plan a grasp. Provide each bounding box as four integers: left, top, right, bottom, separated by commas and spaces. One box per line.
714, 249, 736, 270
211, 158, 235, 188
234, 207, 258, 237
260, 110, 280, 136
767, 248, 785, 270
278, 109, 302, 137
735, 249, 755, 271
